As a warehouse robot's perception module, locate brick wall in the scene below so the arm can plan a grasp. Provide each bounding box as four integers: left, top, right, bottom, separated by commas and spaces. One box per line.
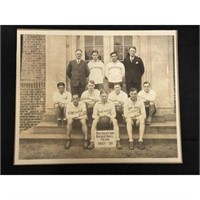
20, 35, 46, 130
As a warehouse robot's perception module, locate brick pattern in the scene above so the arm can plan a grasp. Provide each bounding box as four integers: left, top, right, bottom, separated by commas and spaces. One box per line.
20, 35, 46, 130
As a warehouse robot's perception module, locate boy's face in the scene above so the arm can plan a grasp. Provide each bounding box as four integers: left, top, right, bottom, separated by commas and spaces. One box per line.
58, 85, 65, 94
144, 84, 150, 93
87, 82, 95, 91
92, 53, 98, 61
114, 85, 121, 94
129, 90, 137, 100
111, 53, 118, 62
72, 95, 79, 106
101, 93, 108, 103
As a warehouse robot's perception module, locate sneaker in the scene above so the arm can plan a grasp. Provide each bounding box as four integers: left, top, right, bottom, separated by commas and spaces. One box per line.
137, 141, 145, 150
88, 142, 94, 150
57, 119, 62, 127
129, 141, 134, 150
65, 139, 71, 149
116, 141, 122, 150
62, 119, 67, 126
83, 140, 88, 149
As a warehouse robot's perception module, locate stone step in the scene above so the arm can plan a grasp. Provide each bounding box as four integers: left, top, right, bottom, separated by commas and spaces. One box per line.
20, 127, 177, 141
42, 113, 170, 123
34, 121, 176, 135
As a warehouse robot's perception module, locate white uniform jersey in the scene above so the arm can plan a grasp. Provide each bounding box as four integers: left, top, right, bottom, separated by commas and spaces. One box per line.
81, 89, 100, 101
81, 89, 100, 107
88, 60, 105, 84
105, 61, 125, 82
124, 98, 146, 119
53, 91, 72, 105
108, 90, 128, 105
138, 89, 156, 102
92, 101, 116, 119
66, 101, 87, 120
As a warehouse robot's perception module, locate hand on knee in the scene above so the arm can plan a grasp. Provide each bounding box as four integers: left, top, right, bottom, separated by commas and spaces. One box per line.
149, 102, 155, 106
54, 104, 59, 108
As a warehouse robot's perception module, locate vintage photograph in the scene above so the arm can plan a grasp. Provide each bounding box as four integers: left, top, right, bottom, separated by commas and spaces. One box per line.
14, 29, 182, 164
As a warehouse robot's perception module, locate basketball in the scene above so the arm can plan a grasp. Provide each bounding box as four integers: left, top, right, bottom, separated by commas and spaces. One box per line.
97, 116, 112, 130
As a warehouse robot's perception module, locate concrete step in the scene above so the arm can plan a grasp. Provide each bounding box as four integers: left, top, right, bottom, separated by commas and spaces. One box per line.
34, 121, 176, 135
20, 127, 177, 141
42, 113, 170, 123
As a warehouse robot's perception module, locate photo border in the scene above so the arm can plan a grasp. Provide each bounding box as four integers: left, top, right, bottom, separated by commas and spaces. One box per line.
1, 25, 199, 174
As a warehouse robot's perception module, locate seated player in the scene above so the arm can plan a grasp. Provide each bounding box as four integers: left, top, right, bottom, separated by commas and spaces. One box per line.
81, 80, 100, 119
53, 82, 72, 126
88, 90, 122, 150
108, 84, 128, 116
138, 82, 156, 125
124, 88, 146, 150
65, 93, 88, 149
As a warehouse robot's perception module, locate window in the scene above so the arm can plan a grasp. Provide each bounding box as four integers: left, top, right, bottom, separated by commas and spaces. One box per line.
85, 36, 104, 62
114, 36, 133, 61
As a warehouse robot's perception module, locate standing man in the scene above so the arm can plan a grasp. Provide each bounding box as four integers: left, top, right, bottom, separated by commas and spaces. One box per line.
88, 90, 122, 150
123, 46, 145, 94
138, 82, 156, 125
105, 51, 125, 91
88, 50, 105, 91
124, 88, 146, 150
53, 82, 72, 126
67, 49, 90, 97
65, 93, 88, 149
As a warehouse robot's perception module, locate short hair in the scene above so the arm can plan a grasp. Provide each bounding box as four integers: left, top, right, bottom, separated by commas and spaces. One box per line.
91, 50, 99, 55
129, 46, 137, 51
75, 49, 82, 53
143, 81, 151, 86
88, 80, 95, 85
72, 93, 79, 98
57, 82, 65, 87
100, 90, 108, 96
129, 87, 138, 93
110, 51, 118, 56
114, 83, 121, 88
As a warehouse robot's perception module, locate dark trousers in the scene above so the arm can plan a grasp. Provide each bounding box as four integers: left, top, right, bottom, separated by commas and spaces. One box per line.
126, 81, 141, 95
144, 102, 157, 118
95, 83, 104, 91
71, 83, 86, 97
108, 82, 123, 89
54, 104, 66, 119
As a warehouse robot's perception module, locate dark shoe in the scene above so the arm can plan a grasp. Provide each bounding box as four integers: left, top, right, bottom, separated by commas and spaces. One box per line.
116, 141, 122, 150
88, 142, 94, 150
65, 139, 71, 149
137, 141, 145, 150
57, 119, 62, 127
83, 140, 88, 149
62, 119, 67, 126
129, 141, 134, 150
146, 117, 152, 126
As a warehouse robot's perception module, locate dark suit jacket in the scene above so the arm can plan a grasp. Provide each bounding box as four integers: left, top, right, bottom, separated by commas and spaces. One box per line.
66, 60, 90, 87
123, 56, 145, 83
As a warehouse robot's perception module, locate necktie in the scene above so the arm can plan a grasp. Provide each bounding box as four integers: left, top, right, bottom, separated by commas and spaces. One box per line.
77, 60, 80, 64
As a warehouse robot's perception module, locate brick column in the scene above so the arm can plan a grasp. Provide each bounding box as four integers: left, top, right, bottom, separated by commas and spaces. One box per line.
20, 35, 46, 130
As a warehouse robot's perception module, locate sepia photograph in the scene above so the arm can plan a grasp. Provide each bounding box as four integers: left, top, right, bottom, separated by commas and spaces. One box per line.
14, 29, 182, 164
